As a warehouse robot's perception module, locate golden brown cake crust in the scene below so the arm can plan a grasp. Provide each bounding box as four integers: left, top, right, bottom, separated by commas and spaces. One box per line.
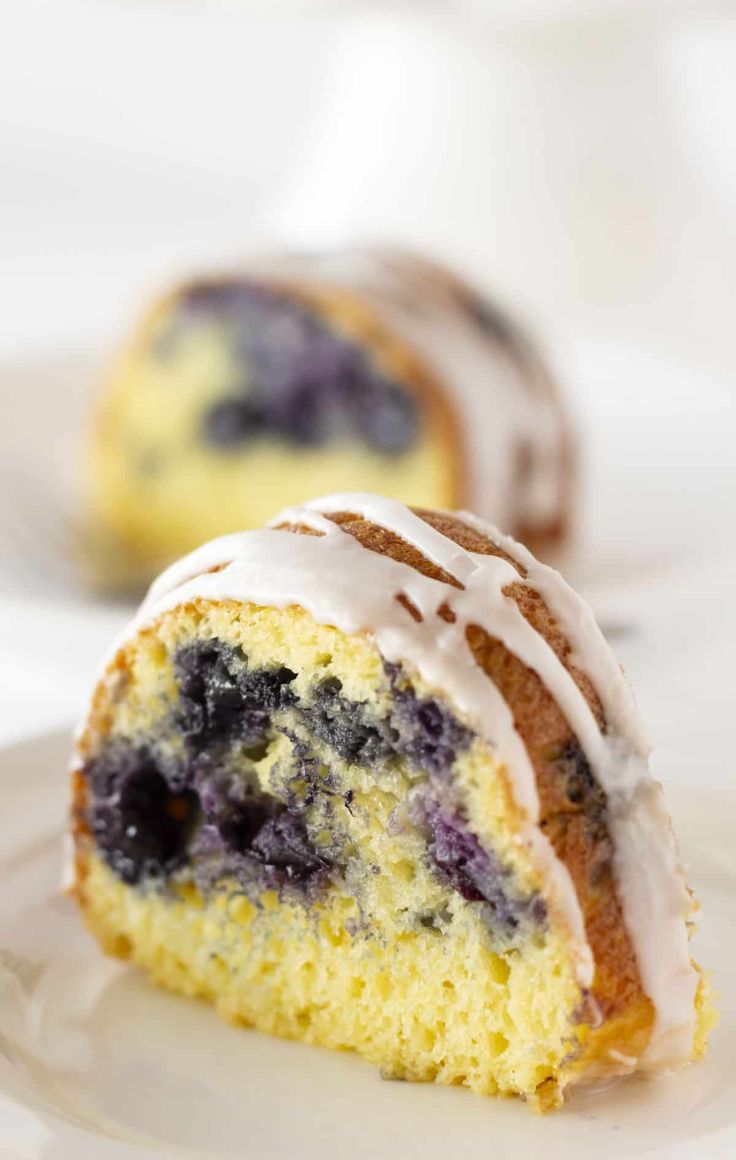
289, 508, 648, 1033
72, 501, 651, 1065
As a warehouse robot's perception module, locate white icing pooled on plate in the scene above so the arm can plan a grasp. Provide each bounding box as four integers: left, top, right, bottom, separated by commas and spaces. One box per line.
103, 492, 697, 1071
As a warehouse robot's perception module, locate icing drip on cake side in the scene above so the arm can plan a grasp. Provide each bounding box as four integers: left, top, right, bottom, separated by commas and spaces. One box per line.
94, 493, 698, 1071
455, 509, 698, 1069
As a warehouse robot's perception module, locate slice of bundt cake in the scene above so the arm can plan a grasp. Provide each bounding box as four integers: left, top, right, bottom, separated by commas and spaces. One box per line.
86, 247, 572, 585
68, 494, 712, 1110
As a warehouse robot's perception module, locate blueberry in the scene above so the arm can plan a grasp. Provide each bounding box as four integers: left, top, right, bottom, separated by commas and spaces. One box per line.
186, 764, 331, 892
353, 379, 419, 455
239, 663, 298, 712
176, 278, 420, 457
251, 812, 329, 880
423, 799, 545, 931
85, 745, 198, 885
190, 810, 331, 895
549, 739, 611, 882
174, 641, 295, 752
267, 384, 328, 447
192, 758, 275, 853
201, 397, 267, 448
300, 331, 361, 393
386, 664, 473, 776
175, 642, 262, 748
425, 804, 499, 905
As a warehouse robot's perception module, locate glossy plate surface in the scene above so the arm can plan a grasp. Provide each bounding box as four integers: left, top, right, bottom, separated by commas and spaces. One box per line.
0, 729, 733, 1160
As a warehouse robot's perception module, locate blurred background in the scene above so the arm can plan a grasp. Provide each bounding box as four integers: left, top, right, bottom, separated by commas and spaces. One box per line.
1, 0, 735, 769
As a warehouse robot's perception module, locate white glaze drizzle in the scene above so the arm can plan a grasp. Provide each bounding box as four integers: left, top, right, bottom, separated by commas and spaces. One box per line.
451, 509, 699, 1069
99, 493, 697, 1070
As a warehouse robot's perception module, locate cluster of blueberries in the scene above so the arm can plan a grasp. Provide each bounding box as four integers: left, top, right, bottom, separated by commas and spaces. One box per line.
84, 636, 543, 934
176, 282, 420, 455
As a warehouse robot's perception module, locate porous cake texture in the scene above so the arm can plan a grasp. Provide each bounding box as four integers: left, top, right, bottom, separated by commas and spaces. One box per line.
69, 495, 713, 1110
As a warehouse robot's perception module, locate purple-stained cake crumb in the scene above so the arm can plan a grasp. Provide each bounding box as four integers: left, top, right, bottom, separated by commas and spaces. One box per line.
191, 793, 330, 891
192, 755, 275, 851
553, 738, 612, 884
555, 739, 600, 810
386, 663, 473, 776
422, 798, 546, 932
169, 279, 419, 456
85, 641, 542, 931
251, 812, 329, 879
276, 735, 339, 812
202, 397, 268, 448
86, 743, 198, 885
86, 736, 334, 895
350, 379, 419, 455
303, 677, 396, 768
174, 640, 296, 752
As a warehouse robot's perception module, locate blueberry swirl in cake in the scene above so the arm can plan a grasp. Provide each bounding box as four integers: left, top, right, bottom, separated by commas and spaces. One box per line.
69, 494, 712, 1110
87, 249, 573, 584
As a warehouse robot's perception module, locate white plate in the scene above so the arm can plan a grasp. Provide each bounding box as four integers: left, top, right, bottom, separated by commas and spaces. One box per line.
0, 729, 733, 1159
